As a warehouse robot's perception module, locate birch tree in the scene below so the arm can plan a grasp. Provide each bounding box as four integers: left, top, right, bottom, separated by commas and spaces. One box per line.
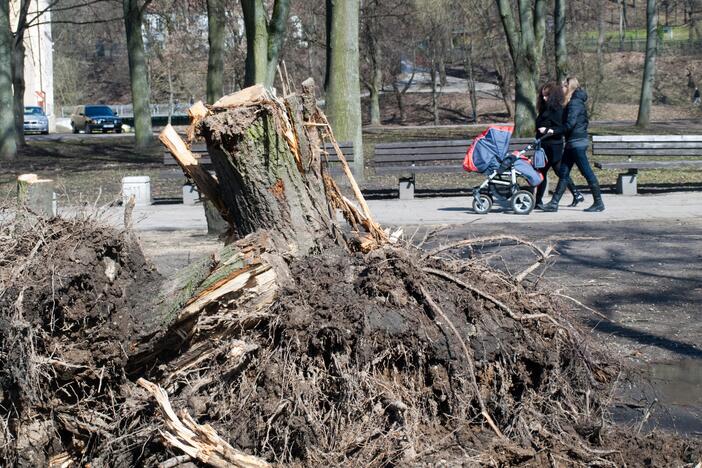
636, 0, 658, 127
495, 0, 546, 136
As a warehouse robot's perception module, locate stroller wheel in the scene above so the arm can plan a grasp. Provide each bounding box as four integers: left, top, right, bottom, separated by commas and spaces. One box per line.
511, 190, 535, 215
472, 194, 493, 214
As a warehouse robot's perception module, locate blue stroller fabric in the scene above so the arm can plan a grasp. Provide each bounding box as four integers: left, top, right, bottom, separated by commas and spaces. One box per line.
469, 127, 513, 173
512, 158, 543, 186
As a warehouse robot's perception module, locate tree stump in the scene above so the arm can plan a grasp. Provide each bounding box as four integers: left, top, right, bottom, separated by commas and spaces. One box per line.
17, 174, 55, 217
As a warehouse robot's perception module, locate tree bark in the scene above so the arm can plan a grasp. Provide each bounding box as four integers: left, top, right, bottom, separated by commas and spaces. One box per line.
0, 0, 17, 161
430, 59, 440, 126
325, 0, 364, 178
496, 0, 546, 136
11, 40, 25, 147
554, 0, 568, 82
636, 0, 658, 128
241, 0, 290, 88
590, 0, 607, 116
463, 42, 478, 123
364, 5, 382, 126
123, 0, 153, 149
206, 0, 225, 104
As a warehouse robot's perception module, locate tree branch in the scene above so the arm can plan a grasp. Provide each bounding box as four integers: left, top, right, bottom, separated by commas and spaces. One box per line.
495, 0, 521, 64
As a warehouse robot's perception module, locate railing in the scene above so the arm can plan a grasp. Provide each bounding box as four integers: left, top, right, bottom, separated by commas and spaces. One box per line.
58, 103, 190, 118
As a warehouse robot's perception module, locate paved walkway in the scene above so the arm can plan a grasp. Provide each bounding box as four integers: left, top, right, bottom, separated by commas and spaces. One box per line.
80, 191, 702, 232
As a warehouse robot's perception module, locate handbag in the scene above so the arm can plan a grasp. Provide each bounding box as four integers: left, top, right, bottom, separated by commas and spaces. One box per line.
533, 143, 547, 169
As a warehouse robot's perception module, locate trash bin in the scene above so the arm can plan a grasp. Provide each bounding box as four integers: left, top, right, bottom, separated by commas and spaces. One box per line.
122, 176, 152, 206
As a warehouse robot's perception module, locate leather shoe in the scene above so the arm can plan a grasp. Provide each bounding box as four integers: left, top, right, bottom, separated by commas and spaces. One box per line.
568, 192, 585, 207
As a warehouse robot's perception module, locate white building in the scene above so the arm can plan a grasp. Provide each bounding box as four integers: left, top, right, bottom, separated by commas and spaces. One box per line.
12, 0, 55, 130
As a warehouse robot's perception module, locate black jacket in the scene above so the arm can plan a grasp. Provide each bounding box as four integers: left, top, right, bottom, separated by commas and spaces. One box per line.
563, 88, 589, 143
535, 105, 565, 146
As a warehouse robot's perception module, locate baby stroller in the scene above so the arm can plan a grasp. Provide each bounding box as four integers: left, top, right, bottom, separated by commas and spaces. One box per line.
463, 125, 545, 215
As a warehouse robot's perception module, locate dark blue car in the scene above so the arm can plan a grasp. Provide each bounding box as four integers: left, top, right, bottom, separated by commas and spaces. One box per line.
70, 105, 123, 134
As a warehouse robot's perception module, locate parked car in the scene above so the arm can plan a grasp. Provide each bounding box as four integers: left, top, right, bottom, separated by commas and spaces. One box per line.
23, 106, 49, 134
70, 105, 123, 134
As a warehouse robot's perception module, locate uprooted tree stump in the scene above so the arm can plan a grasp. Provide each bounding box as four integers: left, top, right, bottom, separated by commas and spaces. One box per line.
1, 81, 700, 467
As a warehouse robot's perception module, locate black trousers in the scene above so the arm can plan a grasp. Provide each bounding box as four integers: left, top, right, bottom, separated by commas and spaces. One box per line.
535, 143, 576, 204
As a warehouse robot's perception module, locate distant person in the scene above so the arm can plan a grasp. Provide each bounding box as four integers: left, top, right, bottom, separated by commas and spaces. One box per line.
542, 76, 604, 212
534, 81, 584, 210
693, 87, 701, 106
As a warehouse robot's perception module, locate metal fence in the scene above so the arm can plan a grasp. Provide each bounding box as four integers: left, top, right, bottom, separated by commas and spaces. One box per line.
58, 103, 189, 118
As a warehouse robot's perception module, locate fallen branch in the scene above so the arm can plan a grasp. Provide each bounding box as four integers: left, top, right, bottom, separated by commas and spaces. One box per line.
515, 245, 556, 283
428, 235, 551, 259
138, 378, 270, 468
417, 285, 504, 439
423, 268, 563, 328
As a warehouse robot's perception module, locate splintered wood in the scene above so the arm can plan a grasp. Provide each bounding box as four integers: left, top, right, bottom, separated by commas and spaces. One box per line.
138, 378, 269, 468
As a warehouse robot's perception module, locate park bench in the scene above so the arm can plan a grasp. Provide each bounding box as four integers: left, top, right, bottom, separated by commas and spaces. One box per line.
163, 141, 355, 174
593, 135, 702, 194
373, 137, 533, 199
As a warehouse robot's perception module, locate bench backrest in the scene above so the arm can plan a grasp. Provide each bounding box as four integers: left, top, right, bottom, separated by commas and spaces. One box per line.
374, 138, 535, 166
592, 135, 702, 158
163, 141, 354, 166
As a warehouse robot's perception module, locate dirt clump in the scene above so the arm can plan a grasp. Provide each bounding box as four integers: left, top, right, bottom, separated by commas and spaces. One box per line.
0, 211, 162, 466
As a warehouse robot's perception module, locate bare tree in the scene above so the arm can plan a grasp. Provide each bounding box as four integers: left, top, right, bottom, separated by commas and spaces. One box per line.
0, 0, 16, 160
206, 0, 225, 103
554, 0, 568, 82
636, 0, 658, 127
124, 0, 154, 149
241, 0, 290, 87
495, 0, 546, 136
325, 0, 363, 177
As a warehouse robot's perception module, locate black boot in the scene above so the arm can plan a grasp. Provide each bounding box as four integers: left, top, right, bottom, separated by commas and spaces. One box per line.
584, 184, 605, 212
542, 178, 568, 212
567, 179, 585, 207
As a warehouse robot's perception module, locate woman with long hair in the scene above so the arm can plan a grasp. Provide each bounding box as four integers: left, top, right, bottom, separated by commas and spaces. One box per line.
534, 81, 583, 209
542, 76, 605, 212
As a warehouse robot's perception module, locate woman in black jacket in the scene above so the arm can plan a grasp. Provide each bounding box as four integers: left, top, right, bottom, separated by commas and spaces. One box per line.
534, 81, 583, 209
542, 76, 605, 212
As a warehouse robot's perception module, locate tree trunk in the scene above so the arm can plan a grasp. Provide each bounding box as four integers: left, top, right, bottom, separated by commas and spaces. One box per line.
636, 0, 658, 128
590, 0, 607, 117
241, 0, 290, 88
366, 13, 382, 126
554, 0, 568, 82
325, 0, 364, 179
463, 42, 478, 123
496, 0, 546, 136
430, 59, 440, 126
0, 0, 17, 161
514, 63, 537, 136
123, 0, 153, 149
206, 0, 225, 104
11, 40, 26, 147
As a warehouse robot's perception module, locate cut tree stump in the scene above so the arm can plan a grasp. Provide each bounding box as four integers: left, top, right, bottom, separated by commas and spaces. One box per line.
17, 174, 55, 217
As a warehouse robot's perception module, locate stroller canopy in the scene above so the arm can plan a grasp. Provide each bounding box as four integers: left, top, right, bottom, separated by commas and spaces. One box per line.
463, 125, 514, 173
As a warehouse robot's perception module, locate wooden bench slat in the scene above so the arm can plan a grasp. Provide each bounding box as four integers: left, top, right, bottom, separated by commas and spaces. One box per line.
375, 139, 472, 149
375, 165, 464, 175
375, 154, 465, 163
592, 135, 702, 142
591, 149, 702, 156
593, 143, 702, 150
595, 160, 702, 170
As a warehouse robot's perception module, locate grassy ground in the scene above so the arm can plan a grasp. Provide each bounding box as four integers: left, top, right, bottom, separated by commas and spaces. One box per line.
2, 119, 702, 205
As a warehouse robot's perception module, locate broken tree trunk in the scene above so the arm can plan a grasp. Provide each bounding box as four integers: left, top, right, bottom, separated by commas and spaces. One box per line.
136, 79, 384, 375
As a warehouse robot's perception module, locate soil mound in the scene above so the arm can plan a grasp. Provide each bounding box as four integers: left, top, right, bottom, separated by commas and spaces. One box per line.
0, 212, 162, 466
0, 211, 699, 466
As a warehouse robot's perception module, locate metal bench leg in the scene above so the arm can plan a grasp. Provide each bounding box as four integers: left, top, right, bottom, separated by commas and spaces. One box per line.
399, 174, 416, 200
616, 169, 638, 195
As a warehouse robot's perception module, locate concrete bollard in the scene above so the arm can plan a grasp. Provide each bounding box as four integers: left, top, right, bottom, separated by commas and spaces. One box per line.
182, 184, 200, 205
399, 177, 415, 200
122, 176, 152, 206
